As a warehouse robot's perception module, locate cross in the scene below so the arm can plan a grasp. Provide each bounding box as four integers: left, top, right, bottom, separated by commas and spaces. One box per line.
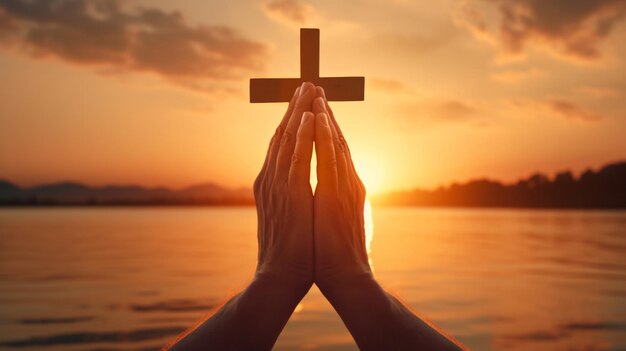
250, 28, 364, 103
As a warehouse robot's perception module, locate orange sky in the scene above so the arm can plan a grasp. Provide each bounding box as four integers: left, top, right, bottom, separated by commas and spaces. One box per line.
1, 0, 625, 194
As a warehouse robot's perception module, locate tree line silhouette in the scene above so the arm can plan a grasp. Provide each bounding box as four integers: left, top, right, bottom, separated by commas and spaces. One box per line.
372, 161, 626, 208
1, 161, 625, 208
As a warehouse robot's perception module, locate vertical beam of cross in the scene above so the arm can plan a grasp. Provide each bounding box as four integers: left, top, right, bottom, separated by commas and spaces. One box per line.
300, 28, 319, 81
250, 28, 364, 103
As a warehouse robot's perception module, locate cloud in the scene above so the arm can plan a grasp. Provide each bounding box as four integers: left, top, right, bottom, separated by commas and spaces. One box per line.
576, 85, 620, 98
394, 98, 482, 126
507, 97, 605, 122
369, 78, 411, 94
455, 0, 626, 62
390, 98, 493, 130
263, 0, 315, 26
377, 29, 458, 55
544, 99, 603, 121
426, 100, 478, 120
491, 68, 542, 83
0, 0, 266, 92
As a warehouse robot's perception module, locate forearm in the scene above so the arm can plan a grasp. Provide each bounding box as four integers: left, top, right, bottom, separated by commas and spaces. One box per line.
165, 275, 310, 351
320, 275, 464, 351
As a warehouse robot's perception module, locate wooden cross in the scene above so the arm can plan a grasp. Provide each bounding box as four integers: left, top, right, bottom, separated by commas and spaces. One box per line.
250, 28, 364, 103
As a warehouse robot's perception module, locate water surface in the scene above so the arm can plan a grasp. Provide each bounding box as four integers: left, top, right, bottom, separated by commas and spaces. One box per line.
1, 208, 625, 350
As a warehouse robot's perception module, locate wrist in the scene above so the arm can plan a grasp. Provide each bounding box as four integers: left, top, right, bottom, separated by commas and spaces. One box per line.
316, 266, 374, 296
318, 273, 399, 350
253, 270, 312, 301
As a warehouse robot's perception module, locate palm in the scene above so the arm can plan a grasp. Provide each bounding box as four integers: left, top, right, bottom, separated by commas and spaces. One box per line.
258, 185, 313, 282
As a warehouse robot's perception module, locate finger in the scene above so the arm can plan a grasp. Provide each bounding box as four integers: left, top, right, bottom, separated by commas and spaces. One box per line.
317, 87, 360, 185
315, 112, 338, 195
275, 82, 316, 183
278, 86, 302, 131
316, 86, 344, 139
313, 95, 342, 152
312, 88, 326, 115
313, 95, 349, 190
254, 127, 281, 193
288, 111, 315, 189
316, 87, 354, 174
317, 87, 354, 162
265, 86, 301, 184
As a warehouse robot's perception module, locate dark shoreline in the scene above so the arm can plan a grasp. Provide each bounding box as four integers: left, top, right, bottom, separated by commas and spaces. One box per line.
2, 204, 625, 210
3, 160, 625, 209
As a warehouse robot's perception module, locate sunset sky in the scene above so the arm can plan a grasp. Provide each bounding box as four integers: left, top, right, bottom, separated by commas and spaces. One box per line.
1, 0, 625, 194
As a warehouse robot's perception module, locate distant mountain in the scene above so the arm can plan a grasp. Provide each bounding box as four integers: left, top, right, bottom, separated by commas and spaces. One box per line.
1, 161, 625, 208
0, 181, 254, 206
0, 180, 21, 194
371, 161, 626, 209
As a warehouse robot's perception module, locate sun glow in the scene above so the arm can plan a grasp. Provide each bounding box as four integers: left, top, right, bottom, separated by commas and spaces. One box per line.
353, 156, 386, 195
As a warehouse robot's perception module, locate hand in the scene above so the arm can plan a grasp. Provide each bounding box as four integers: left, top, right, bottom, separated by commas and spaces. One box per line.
309, 89, 465, 351
311, 87, 372, 292
253, 82, 317, 293
165, 84, 318, 351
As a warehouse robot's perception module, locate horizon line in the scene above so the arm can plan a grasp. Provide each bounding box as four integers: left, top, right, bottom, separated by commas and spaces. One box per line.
2, 158, 624, 195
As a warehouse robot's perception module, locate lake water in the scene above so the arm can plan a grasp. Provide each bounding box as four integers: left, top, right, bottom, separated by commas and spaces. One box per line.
1, 208, 625, 351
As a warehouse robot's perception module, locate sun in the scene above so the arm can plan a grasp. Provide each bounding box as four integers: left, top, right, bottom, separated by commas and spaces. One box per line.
352, 155, 386, 195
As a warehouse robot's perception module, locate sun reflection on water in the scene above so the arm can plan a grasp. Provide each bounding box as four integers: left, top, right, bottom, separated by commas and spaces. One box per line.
364, 198, 374, 268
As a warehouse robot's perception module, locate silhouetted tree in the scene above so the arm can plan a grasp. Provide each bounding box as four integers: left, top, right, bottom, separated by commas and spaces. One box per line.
372, 161, 626, 208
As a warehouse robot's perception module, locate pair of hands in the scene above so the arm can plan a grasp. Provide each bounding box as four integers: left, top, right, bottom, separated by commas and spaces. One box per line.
166, 81, 465, 351
254, 81, 371, 297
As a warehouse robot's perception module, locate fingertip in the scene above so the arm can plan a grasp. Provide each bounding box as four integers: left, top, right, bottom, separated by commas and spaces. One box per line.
300, 82, 315, 98
316, 86, 327, 99
316, 112, 329, 127
315, 86, 324, 98
314, 111, 338, 191
289, 86, 301, 106
302, 111, 314, 125
315, 113, 332, 144
297, 111, 315, 140
313, 97, 325, 114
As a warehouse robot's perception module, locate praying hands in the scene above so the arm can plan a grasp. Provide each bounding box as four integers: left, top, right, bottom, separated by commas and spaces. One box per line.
164, 82, 465, 351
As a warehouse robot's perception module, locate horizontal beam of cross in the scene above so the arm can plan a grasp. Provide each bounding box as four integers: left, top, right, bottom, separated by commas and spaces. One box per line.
250, 77, 364, 103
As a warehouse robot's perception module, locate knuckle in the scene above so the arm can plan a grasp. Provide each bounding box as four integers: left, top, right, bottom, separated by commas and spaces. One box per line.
358, 179, 366, 195
275, 125, 283, 136
333, 138, 344, 152
280, 131, 294, 146
297, 124, 311, 138
319, 138, 334, 149
253, 175, 264, 194
269, 133, 278, 147
268, 126, 283, 147
291, 151, 302, 165
319, 129, 332, 139
269, 181, 285, 199
253, 176, 260, 189
326, 157, 338, 170
287, 178, 307, 192
340, 137, 350, 151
